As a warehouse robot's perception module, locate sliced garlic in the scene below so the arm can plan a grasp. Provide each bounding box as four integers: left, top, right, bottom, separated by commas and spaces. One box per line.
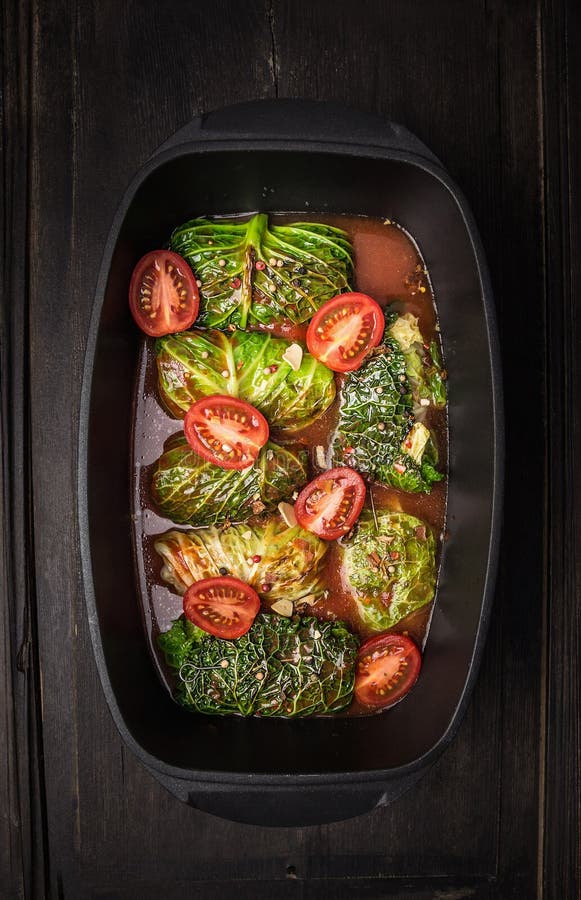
315, 445, 327, 469
242, 530, 252, 540
282, 342, 303, 371
278, 501, 297, 527
271, 599, 294, 617
298, 594, 318, 606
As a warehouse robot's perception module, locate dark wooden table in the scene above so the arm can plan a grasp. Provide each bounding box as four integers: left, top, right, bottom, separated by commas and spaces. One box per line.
2, 1, 579, 897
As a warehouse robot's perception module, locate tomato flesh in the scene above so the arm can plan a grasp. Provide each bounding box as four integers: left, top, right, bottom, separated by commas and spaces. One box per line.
306, 293, 384, 372
184, 395, 269, 470
129, 250, 199, 336
355, 633, 421, 709
183, 576, 260, 639
294, 467, 366, 540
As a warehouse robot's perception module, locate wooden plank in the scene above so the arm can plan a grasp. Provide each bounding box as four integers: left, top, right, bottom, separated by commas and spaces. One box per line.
541, 0, 581, 896
1, 1, 48, 897
89, 875, 496, 900
489, 2, 547, 897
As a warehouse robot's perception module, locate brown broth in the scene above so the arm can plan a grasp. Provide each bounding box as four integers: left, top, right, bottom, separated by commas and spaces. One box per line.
131, 214, 448, 714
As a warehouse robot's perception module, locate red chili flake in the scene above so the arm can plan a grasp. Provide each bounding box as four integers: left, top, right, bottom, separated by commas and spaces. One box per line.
236, 360, 244, 370
269, 364, 278, 373
253, 554, 262, 563
231, 277, 241, 289
261, 583, 271, 592
393, 462, 406, 474
255, 260, 266, 271
423, 343, 430, 350
390, 551, 400, 560
405, 439, 412, 448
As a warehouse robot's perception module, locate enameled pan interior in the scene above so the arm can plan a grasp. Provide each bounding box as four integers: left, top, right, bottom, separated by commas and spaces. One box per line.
85, 149, 496, 776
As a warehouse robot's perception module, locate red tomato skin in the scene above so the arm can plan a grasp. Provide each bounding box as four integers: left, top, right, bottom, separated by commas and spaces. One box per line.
355, 633, 421, 709
129, 250, 199, 337
183, 576, 260, 639
306, 292, 384, 373
294, 467, 366, 540
183, 395, 269, 471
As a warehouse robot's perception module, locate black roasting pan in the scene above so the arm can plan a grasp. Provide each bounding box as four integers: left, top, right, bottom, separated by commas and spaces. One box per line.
78, 100, 503, 826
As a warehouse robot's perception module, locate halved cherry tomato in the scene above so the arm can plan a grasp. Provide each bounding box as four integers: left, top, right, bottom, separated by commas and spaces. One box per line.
129, 250, 199, 336
294, 467, 366, 540
183, 576, 260, 639
306, 292, 384, 372
355, 633, 421, 709
183, 395, 269, 470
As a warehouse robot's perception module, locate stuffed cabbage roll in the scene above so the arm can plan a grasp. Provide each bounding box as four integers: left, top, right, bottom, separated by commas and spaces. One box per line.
151, 435, 307, 526
341, 510, 436, 631
331, 312, 446, 492
158, 613, 359, 717
154, 514, 328, 603
169, 214, 353, 329
156, 328, 335, 430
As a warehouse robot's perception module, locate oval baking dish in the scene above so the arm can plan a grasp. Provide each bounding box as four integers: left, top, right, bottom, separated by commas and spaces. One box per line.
78, 100, 503, 826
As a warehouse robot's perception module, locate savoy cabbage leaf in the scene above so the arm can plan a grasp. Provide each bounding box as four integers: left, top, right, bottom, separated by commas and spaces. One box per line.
331, 312, 445, 492
155, 514, 328, 603
341, 510, 436, 631
156, 328, 335, 430
151, 436, 307, 526
169, 214, 353, 329
158, 613, 359, 717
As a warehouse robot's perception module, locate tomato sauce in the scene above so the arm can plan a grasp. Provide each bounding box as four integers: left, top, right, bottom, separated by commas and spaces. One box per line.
132, 214, 447, 713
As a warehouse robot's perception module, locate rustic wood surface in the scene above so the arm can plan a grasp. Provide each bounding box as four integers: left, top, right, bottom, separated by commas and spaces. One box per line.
1, 0, 579, 897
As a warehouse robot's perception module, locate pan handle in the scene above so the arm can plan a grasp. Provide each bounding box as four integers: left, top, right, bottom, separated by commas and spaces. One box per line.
149, 768, 424, 826
154, 99, 441, 165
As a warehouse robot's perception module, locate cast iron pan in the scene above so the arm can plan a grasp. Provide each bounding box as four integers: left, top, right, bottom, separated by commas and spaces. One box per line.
78, 99, 503, 826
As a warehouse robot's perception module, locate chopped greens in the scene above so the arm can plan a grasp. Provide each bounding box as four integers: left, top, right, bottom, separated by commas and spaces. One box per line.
158, 613, 359, 717
169, 214, 353, 328
154, 514, 328, 603
151, 436, 307, 526
341, 510, 436, 631
331, 312, 446, 492
156, 328, 335, 430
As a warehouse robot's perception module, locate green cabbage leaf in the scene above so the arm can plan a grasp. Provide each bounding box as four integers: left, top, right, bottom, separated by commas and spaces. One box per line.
156, 328, 335, 430
158, 613, 359, 717
151, 436, 307, 526
169, 214, 353, 329
331, 312, 446, 492
154, 514, 328, 603
341, 510, 436, 631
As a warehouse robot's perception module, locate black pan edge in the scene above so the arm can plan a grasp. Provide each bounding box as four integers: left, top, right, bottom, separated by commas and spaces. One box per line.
78, 129, 503, 791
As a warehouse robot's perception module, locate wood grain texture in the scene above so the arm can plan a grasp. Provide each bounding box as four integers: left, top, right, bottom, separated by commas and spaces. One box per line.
541, 1, 581, 897
1, 1, 49, 898
1, 0, 577, 896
